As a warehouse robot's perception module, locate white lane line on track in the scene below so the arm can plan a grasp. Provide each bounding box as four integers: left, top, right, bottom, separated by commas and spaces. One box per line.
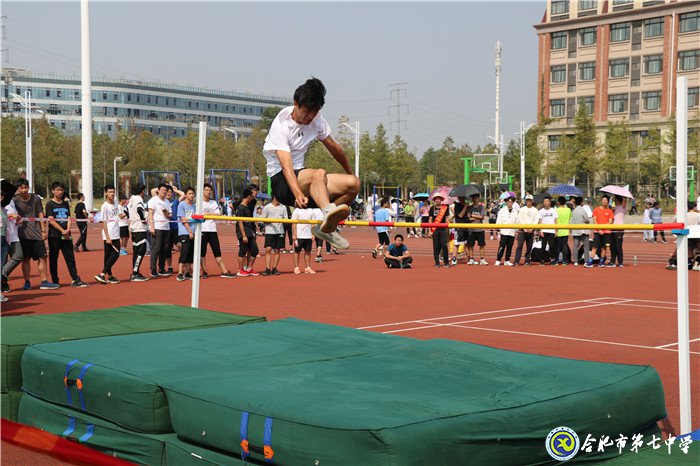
655, 337, 700, 349
379, 300, 635, 334
590, 296, 700, 308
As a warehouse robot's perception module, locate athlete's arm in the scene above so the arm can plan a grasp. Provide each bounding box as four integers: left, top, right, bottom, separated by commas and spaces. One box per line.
276, 150, 308, 208
320, 136, 353, 175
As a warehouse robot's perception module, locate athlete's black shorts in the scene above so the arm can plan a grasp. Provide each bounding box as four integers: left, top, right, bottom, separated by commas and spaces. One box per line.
20, 238, 47, 260
119, 226, 130, 239
238, 236, 259, 258
270, 169, 318, 208
593, 232, 611, 250
178, 234, 194, 264
467, 231, 486, 247
294, 238, 313, 253
456, 229, 468, 243
264, 234, 285, 250
377, 232, 390, 246
201, 231, 222, 257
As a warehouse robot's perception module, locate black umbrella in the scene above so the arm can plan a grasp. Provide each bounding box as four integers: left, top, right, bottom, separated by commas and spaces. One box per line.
532, 192, 549, 205
449, 184, 482, 198
1, 179, 17, 207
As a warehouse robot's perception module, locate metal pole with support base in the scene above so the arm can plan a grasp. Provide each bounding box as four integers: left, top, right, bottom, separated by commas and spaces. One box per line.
191, 122, 207, 308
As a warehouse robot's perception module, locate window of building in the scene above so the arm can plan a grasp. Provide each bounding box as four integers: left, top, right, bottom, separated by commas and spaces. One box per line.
214, 103, 218, 110
551, 0, 569, 15
45, 89, 50, 97
580, 96, 595, 114
611, 23, 631, 42
644, 54, 663, 74
136, 95, 140, 103
108, 124, 112, 132
56, 89, 61, 98
612, 0, 632, 4
644, 18, 664, 38
113, 93, 118, 101
609, 58, 630, 78
680, 12, 700, 33
679, 50, 700, 70
579, 27, 596, 46
15, 87, 20, 95
61, 122, 66, 130
551, 65, 566, 83
127, 93, 131, 102
226, 105, 229, 111
181, 129, 185, 136
551, 31, 567, 49
642, 91, 661, 111
689, 87, 699, 108
75, 91, 79, 98
173, 98, 177, 106
102, 92, 107, 100
188, 100, 192, 108
147, 96, 151, 104
579, 1, 597, 10
155, 96, 159, 104
550, 99, 566, 117
608, 94, 628, 113
578, 62, 595, 80
548, 135, 561, 151
113, 107, 118, 116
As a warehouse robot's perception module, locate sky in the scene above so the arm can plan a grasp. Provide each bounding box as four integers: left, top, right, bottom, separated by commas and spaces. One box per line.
1, 0, 545, 155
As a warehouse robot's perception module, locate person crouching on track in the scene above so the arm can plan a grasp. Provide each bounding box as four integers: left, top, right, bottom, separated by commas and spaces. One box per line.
236, 189, 260, 277
384, 234, 413, 269
429, 194, 451, 267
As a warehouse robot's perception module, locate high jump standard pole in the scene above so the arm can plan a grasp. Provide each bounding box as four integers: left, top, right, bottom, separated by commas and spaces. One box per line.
191, 121, 207, 307
675, 76, 691, 434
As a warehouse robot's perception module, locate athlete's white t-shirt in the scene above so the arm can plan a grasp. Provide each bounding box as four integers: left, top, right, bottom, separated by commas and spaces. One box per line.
538, 207, 559, 235
291, 208, 315, 239
4, 200, 19, 243
201, 199, 221, 233
101, 200, 121, 241
148, 196, 170, 231
263, 106, 332, 177
118, 204, 128, 227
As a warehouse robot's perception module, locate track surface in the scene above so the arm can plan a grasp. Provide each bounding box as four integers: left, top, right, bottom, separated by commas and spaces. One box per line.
2, 223, 698, 464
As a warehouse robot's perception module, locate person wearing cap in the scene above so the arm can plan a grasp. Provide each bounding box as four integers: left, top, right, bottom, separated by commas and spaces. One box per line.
514, 194, 539, 266
429, 194, 451, 267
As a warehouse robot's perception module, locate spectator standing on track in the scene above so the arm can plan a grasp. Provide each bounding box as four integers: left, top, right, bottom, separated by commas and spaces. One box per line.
164, 185, 185, 275
419, 201, 430, 238
554, 196, 572, 266
148, 184, 171, 277
571, 196, 591, 266
404, 199, 416, 237
650, 201, 667, 243
384, 234, 413, 268
73, 193, 90, 252
282, 205, 294, 253
371, 198, 391, 259
495, 197, 517, 266
453, 196, 470, 265
235, 189, 260, 277
313, 207, 326, 263
488, 201, 499, 241
13, 179, 57, 290
2, 194, 23, 292
45, 182, 88, 288
466, 194, 488, 265
642, 202, 653, 242
538, 196, 558, 266
95, 185, 121, 285
292, 207, 316, 274
261, 195, 287, 276
429, 194, 451, 268
609, 195, 627, 267
200, 183, 236, 279
118, 194, 130, 255
176, 187, 196, 281
127, 184, 149, 282
587, 195, 614, 267
514, 194, 538, 266
254, 205, 265, 236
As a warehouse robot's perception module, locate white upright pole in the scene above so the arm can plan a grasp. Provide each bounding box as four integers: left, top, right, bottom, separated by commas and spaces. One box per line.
25, 90, 33, 192
191, 122, 207, 308
80, 0, 94, 211
520, 121, 525, 199
113, 158, 118, 189
675, 76, 691, 435
354, 121, 360, 180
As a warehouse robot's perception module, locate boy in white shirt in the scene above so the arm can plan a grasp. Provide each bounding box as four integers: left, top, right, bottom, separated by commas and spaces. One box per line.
95, 185, 121, 284
148, 184, 171, 277
538, 196, 559, 265
291, 207, 316, 274
200, 183, 235, 278
263, 78, 359, 251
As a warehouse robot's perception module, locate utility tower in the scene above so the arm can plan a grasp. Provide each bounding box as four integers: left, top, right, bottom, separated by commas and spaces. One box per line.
494, 40, 503, 179
388, 82, 408, 137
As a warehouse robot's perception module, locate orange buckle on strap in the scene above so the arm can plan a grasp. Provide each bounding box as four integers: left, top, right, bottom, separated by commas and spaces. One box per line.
264, 445, 274, 460
76, 379, 83, 390
63, 376, 69, 387
240, 439, 249, 454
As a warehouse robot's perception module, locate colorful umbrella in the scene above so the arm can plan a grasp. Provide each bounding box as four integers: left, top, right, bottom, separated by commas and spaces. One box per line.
429, 186, 457, 205
599, 185, 634, 199
412, 193, 430, 200
256, 192, 271, 200
499, 191, 516, 200
548, 184, 583, 196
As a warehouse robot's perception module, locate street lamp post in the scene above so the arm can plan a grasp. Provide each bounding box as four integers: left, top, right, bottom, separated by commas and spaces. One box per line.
224, 127, 238, 143
341, 121, 360, 180
9, 91, 42, 192
517, 121, 535, 199
113, 156, 123, 191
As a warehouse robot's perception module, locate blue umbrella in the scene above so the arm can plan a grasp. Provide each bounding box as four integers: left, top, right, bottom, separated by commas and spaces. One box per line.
548, 184, 583, 196
412, 192, 430, 200
256, 192, 271, 200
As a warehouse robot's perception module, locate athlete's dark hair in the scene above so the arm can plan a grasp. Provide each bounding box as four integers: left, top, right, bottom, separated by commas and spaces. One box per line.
293, 77, 326, 112
77, 193, 85, 200
601, 194, 610, 201
248, 183, 259, 191
16, 178, 29, 187
104, 184, 116, 192
119, 194, 128, 201
157, 183, 168, 191
132, 184, 146, 195
574, 196, 583, 206
50, 181, 65, 191
394, 234, 404, 241
558, 196, 566, 206
185, 186, 195, 194
203, 183, 214, 191
241, 188, 253, 199
380, 197, 390, 206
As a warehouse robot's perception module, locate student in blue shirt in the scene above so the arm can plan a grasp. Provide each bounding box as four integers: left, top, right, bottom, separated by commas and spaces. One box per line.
371, 198, 392, 258
384, 234, 413, 268
176, 187, 196, 281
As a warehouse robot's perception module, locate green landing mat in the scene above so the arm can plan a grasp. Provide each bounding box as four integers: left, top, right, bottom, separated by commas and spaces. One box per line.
1, 390, 23, 421
165, 438, 252, 466
598, 440, 700, 465
1, 303, 265, 392
18, 393, 173, 466
21, 319, 667, 465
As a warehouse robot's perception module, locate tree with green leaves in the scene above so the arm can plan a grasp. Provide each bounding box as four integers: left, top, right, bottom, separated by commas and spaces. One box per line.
638, 124, 666, 199
602, 120, 632, 186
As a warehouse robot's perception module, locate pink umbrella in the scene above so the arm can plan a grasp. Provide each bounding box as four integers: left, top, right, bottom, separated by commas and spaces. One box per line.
600, 185, 634, 199
429, 186, 457, 205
